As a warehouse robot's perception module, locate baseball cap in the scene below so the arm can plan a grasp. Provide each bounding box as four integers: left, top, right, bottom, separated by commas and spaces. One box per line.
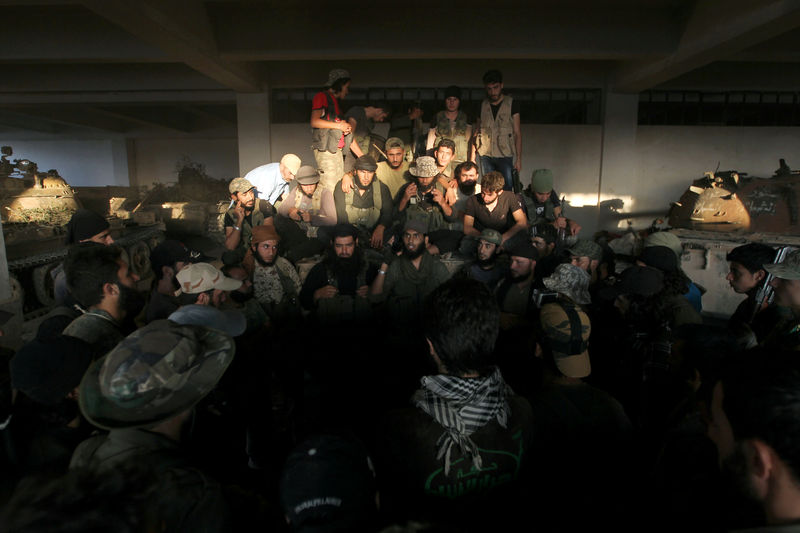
765, 249, 800, 280
295, 166, 320, 186
175, 263, 242, 295
78, 320, 235, 430
531, 169, 554, 194
540, 302, 591, 378
229, 177, 255, 195
384, 137, 405, 151
543, 263, 591, 305
324, 68, 350, 88
567, 239, 602, 261
280, 434, 377, 533
479, 229, 502, 246
280, 154, 302, 176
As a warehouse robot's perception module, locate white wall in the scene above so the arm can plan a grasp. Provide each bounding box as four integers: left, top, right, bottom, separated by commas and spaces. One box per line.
0, 139, 128, 187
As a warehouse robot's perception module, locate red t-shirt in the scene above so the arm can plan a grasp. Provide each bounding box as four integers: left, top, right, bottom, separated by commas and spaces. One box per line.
312, 91, 345, 149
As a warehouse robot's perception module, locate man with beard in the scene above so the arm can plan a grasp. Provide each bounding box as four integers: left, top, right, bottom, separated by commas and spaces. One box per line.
395, 156, 461, 256
243, 153, 302, 206
62, 243, 142, 358
376, 137, 411, 198
708, 350, 800, 529
371, 219, 450, 326
224, 176, 276, 265
145, 240, 200, 323
247, 225, 302, 323
472, 69, 522, 191
531, 222, 560, 286
495, 240, 538, 330
334, 155, 393, 250
462, 171, 528, 256
523, 169, 581, 236
448, 161, 481, 232
456, 229, 508, 287
275, 165, 337, 262
299, 224, 378, 325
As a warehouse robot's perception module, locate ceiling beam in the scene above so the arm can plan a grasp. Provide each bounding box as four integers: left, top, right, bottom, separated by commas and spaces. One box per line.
612, 0, 800, 93
80, 0, 261, 92
2, 105, 130, 132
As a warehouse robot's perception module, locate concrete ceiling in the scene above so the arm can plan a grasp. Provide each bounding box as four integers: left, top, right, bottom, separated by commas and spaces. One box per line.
1, 0, 799, 135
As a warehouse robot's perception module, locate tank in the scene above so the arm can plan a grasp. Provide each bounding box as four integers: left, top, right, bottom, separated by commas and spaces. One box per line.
667, 159, 800, 233
0, 147, 165, 319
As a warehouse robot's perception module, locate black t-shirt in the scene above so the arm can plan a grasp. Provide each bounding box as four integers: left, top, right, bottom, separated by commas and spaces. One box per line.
465, 191, 523, 233
490, 97, 521, 120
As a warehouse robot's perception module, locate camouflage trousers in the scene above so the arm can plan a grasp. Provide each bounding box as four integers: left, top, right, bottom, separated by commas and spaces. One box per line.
314, 149, 344, 192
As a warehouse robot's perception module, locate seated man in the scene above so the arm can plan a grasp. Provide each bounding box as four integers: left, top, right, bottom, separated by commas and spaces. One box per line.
760, 249, 800, 350
145, 240, 196, 323
224, 177, 276, 265
243, 153, 302, 206
374, 278, 533, 527
170, 262, 247, 338
531, 222, 560, 285
371, 219, 451, 327
299, 224, 378, 325
567, 239, 603, 285
394, 156, 461, 256
62, 243, 143, 358
275, 165, 337, 262
495, 240, 538, 331
462, 171, 528, 256
246, 225, 302, 324
455, 228, 508, 287
334, 155, 393, 250
522, 169, 580, 236
726, 242, 780, 342
71, 320, 234, 532
448, 161, 481, 233
376, 137, 412, 199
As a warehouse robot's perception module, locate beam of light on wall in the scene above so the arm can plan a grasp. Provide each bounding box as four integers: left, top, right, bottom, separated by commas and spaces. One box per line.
562, 193, 635, 211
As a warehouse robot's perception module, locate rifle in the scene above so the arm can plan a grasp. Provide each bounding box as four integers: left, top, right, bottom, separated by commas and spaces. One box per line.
751, 246, 793, 323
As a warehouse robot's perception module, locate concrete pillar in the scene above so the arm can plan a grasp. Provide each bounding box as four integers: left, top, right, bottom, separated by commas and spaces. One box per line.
597, 91, 640, 230
236, 91, 271, 176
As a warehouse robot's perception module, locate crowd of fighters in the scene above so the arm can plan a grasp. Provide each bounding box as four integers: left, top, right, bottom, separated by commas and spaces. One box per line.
3, 68, 800, 532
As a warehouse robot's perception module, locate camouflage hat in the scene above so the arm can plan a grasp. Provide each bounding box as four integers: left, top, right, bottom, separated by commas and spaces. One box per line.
354, 155, 378, 172
79, 320, 235, 430
479, 228, 502, 246
175, 263, 242, 295
384, 137, 405, 151
765, 249, 800, 280
543, 263, 591, 305
324, 68, 350, 87
540, 302, 591, 378
229, 177, 255, 195
644, 231, 683, 259
409, 156, 439, 178
295, 165, 320, 186
567, 239, 603, 261
531, 169, 554, 193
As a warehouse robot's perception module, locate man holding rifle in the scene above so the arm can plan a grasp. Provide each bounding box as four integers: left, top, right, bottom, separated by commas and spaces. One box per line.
760, 248, 800, 349
726, 243, 782, 343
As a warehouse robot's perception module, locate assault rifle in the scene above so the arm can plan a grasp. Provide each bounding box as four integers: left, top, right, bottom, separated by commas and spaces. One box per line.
751, 245, 793, 323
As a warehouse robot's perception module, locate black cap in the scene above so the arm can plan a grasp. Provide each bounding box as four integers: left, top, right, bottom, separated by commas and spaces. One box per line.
65, 209, 109, 244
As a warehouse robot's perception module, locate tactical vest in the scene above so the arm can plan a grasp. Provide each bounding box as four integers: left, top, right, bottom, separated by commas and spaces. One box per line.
345, 182, 382, 229
523, 190, 559, 225
479, 96, 515, 158
311, 91, 348, 154
433, 110, 470, 163
293, 186, 324, 237
404, 183, 447, 232
315, 262, 372, 324
226, 204, 266, 252
257, 261, 301, 322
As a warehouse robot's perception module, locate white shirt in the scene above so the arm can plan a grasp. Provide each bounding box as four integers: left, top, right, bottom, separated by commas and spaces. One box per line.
244, 163, 290, 205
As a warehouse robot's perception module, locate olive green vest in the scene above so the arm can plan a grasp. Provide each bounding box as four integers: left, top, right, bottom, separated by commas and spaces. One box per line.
403, 183, 447, 232
479, 96, 515, 158
311, 91, 351, 154
344, 183, 382, 229
225, 205, 266, 253
433, 110, 469, 163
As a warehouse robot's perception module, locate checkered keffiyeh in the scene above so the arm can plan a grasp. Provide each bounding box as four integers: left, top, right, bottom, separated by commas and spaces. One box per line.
414, 367, 511, 476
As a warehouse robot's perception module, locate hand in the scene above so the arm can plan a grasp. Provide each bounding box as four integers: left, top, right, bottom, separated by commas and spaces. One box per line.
445, 187, 457, 206
514, 159, 521, 173
371, 225, 385, 249
288, 207, 302, 221
300, 210, 311, 222
554, 217, 567, 229
338, 121, 352, 134
356, 285, 368, 298
431, 188, 445, 206
404, 183, 417, 201
313, 285, 338, 301
341, 173, 355, 193
568, 220, 582, 236
234, 201, 245, 224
